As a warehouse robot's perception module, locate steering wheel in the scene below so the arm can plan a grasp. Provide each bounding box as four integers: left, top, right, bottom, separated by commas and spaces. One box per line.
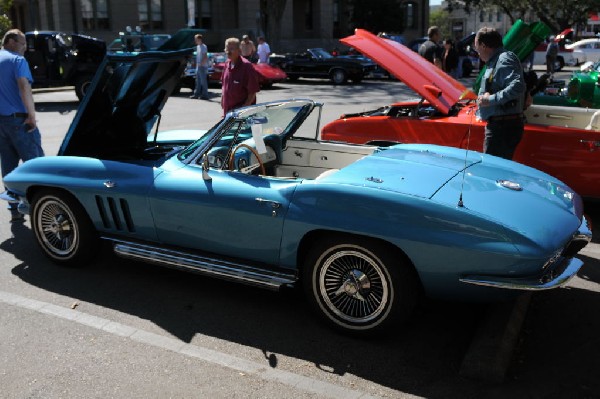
228, 143, 266, 175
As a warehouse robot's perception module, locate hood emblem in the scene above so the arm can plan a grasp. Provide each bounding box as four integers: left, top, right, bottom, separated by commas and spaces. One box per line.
366, 176, 383, 183
497, 180, 522, 191
104, 181, 116, 188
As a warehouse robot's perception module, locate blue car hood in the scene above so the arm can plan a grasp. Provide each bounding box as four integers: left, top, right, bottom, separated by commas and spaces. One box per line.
324, 145, 483, 198
323, 144, 582, 248
59, 48, 193, 158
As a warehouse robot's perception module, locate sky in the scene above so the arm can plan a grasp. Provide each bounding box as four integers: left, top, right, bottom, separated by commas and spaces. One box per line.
430, 0, 442, 6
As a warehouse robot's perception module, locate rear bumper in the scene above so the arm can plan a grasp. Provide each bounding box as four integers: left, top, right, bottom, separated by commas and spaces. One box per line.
460, 215, 592, 291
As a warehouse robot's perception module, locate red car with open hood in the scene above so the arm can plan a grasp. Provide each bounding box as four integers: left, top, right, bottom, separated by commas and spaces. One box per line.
321, 29, 600, 200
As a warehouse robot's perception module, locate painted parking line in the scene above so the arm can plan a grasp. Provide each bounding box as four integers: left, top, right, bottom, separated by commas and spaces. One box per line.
0, 289, 413, 399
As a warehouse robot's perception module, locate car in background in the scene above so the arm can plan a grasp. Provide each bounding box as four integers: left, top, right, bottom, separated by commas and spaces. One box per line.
1, 47, 591, 336
533, 60, 600, 108
269, 47, 376, 84
206, 52, 287, 88
24, 31, 106, 100
107, 30, 171, 53
566, 38, 600, 64
321, 29, 600, 200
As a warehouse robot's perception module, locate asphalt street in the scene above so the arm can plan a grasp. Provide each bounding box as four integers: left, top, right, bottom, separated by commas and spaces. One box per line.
0, 71, 599, 398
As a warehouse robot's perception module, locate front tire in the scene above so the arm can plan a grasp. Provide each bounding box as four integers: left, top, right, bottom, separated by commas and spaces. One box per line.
303, 235, 418, 335
31, 190, 98, 267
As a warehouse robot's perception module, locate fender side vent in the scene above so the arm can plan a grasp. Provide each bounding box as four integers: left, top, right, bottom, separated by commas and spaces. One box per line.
95, 195, 135, 233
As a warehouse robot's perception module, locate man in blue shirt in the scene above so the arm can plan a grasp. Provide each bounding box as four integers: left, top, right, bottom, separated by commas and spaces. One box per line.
475, 27, 525, 160
0, 29, 44, 222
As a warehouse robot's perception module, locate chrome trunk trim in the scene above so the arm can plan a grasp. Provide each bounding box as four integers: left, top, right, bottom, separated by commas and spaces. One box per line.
112, 241, 296, 290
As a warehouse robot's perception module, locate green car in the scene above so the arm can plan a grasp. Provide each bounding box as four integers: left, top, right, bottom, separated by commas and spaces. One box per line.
533, 61, 600, 108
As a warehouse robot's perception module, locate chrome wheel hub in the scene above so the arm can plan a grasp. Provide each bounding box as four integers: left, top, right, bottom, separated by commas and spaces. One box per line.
319, 249, 389, 323
37, 199, 77, 256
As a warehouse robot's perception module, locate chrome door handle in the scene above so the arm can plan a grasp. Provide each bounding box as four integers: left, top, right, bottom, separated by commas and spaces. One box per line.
255, 198, 281, 208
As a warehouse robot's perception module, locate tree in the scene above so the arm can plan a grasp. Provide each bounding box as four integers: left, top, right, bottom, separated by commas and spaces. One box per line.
430, 7, 452, 38
446, 0, 599, 31
0, 0, 14, 38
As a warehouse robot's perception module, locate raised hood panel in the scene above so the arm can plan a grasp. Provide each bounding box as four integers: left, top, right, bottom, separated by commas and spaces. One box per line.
340, 29, 477, 114
59, 49, 192, 158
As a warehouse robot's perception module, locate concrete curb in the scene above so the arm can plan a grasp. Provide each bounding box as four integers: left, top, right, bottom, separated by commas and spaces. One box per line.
459, 292, 532, 383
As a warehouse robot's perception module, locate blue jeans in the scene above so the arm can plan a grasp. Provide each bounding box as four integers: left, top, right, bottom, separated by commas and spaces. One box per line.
0, 115, 44, 211
194, 66, 209, 98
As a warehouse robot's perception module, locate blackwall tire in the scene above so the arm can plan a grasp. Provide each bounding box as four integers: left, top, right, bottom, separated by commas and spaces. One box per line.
303, 235, 418, 335
31, 190, 98, 267
331, 69, 347, 85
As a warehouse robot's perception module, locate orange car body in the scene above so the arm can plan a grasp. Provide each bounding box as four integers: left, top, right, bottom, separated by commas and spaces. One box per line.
321, 29, 600, 200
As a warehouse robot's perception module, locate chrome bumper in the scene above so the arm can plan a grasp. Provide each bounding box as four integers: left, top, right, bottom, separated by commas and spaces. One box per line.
460, 215, 592, 291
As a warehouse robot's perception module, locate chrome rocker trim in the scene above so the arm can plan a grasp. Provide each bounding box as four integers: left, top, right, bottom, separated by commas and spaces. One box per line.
112, 240, 297, 290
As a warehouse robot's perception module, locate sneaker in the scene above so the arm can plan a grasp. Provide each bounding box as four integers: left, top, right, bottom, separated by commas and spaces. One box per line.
189, 95, 199, 99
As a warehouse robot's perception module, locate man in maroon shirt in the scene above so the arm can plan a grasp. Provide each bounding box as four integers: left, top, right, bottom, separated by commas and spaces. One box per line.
221, 38, 260, 115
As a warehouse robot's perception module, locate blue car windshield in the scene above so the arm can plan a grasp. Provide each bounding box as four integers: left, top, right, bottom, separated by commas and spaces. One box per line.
178, 100, 315, 163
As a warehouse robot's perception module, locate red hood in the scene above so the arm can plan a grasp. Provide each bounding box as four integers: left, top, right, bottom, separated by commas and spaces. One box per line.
340, 29, 477, 114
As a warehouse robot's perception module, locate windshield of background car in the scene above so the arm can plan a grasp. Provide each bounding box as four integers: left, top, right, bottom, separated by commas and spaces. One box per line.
178, 100, 316, 163
311, 48, 333, 59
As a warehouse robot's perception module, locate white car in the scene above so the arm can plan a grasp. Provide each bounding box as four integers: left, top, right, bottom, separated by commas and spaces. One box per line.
565, 38, 600, 64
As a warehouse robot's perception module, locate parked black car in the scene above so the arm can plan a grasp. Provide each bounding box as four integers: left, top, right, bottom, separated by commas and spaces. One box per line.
269, 48, 376, 84
24, 31, 106, 100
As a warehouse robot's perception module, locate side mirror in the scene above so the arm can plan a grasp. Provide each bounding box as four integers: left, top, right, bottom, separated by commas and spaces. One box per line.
202, 154, 212, 181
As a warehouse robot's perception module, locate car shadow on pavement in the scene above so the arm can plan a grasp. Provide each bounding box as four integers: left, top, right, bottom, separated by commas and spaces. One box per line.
3, 222, 598, 398
1, 223, 498, 397
35, 101, 80, 115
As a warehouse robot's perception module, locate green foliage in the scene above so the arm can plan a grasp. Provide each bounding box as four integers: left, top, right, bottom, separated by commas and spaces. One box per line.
349, 0, 405, 34
430, 7, 452, 39
0, 0, 13, 38
446, 0, 599, 31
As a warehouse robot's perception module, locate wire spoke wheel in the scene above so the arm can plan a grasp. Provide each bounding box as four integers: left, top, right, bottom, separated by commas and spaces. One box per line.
37, 198, 78, 256
320, 250, 388, 324
304, 236, 418, 335
32, 190, 97, 266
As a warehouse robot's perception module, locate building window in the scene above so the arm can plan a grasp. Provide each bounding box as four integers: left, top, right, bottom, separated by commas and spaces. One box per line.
479, 10, 484, 23
305, 0, 313, 30
497, 12, 502, 22
488, 12, 492, 22
81, 0, 110, 30
199, 0, 213, 28
402, 2, 417, 29
138, 0, 163, 30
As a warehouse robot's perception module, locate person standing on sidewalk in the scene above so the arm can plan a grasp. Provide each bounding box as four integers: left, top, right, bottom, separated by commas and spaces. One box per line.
240, 34, 256, 62
191, 34, 209, 100
0, 29, 44, 222
419, 26, 443, 68
221, 37, 259, 115
474, 27, 525, 160
256, 36, 271, 64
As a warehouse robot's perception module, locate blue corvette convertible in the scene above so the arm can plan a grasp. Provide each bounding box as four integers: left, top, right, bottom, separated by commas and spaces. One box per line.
3, 49, 592, 335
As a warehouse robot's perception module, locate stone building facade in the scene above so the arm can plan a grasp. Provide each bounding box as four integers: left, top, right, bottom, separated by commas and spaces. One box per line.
7, 0, 428, 53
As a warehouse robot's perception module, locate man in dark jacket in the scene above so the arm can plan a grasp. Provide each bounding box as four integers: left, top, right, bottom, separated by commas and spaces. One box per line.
475, 27, 525, 160
419, 26, 442, 68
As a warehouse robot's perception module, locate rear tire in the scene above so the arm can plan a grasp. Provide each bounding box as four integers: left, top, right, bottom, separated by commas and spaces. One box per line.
303, 235, 418, 335
331, 69, 347, 85
74, 74, 94, 101
31, 189, 98, 267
